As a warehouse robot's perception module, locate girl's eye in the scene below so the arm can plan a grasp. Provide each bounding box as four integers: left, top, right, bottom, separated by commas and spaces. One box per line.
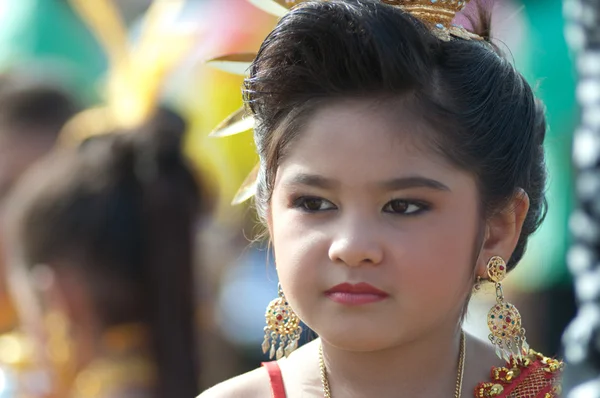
383, 199, 427, 215
293, 197, 336, 212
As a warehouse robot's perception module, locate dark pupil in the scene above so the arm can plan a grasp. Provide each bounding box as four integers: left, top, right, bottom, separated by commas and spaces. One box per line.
305, 199, 322, 211
391, 201, 408, 213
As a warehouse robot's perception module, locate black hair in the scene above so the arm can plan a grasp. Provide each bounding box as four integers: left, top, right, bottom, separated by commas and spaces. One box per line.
6, 108, 202, 397
244, 0, 547, 270
0, 74, 80, 137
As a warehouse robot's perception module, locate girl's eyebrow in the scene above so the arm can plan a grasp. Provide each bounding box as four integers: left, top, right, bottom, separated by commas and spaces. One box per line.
378, 176, 451, 192
283, 173, 451, 192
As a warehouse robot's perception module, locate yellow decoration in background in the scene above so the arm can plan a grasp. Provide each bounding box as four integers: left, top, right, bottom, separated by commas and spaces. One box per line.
61, 0, 194, 145
59, 0, 258, 223
180, 66, 259, 223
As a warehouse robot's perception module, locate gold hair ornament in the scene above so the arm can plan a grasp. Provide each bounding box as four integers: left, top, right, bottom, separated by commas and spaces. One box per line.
207, 0, 480, 204
59, 0, 195, 145
382, 0, 481, 41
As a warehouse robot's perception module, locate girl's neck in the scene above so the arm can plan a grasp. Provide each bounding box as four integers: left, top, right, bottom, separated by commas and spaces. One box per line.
320, 324, 463, 398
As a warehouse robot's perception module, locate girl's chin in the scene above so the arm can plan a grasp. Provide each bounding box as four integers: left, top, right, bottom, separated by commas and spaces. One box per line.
315, 325, 402, 352
321, 337, 395, 353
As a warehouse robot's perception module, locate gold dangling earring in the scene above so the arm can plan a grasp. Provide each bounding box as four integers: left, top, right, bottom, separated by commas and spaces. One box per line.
486, 256, 529, 362
262, 283, 302, 360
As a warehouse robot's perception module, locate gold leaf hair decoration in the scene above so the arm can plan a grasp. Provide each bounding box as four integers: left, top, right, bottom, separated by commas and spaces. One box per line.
208, 0, 479, 204
382, 0, 482, 41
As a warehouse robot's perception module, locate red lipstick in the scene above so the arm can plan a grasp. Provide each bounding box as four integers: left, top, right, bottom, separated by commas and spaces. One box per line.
325, 282, 389, 306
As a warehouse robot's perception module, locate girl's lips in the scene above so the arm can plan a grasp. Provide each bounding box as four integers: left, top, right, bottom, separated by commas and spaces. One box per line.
325, 292, 388, 305
324, 282, 389, 305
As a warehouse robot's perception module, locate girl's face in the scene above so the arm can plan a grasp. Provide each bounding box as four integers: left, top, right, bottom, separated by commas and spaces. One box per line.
268, 99, 483, 351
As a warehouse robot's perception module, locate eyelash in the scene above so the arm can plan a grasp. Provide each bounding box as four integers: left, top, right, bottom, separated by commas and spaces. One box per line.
291, 196, 430, 215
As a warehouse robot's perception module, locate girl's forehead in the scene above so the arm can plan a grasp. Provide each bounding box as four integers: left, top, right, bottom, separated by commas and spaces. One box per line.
273, 99, 475, 194
281, 99, 455, 173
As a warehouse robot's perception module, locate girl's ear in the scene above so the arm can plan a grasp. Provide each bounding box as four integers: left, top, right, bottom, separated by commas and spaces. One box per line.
475, 189, 530, 277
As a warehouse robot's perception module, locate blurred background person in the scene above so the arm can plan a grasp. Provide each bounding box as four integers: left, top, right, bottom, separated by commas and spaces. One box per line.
0, 74, 81, 334
0, 1, 209, 396
0, 0, 104, 361
3, 109, 205, 398
0, 74, 81, 398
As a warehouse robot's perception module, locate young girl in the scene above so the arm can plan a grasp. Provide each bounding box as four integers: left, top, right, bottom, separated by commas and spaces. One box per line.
202, 0, 563, 397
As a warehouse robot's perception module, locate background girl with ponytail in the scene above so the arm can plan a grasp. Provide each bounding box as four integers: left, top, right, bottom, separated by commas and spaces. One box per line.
4, 109, 204, 398
202, 0, 564, 397
0, 1, 206, 396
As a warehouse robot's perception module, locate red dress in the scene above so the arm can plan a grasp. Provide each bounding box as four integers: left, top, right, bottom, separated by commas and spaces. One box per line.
262, 350, 563, 398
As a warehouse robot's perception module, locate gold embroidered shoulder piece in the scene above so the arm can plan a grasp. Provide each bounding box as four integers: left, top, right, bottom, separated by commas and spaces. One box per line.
475, 350, 563, 398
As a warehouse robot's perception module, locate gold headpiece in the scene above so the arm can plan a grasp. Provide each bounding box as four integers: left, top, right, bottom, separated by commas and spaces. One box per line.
208, 0, 480, 204
59, 0, 195, 145
383, 0, 480, 41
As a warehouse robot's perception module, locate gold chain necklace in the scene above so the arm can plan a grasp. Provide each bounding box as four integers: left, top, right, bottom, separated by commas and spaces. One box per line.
319, 331, 466, 398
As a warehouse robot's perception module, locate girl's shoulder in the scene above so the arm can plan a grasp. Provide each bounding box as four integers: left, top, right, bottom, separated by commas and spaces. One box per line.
198, 366, 271, 398
474, 349, 564, 398
198, 340, 320, 398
